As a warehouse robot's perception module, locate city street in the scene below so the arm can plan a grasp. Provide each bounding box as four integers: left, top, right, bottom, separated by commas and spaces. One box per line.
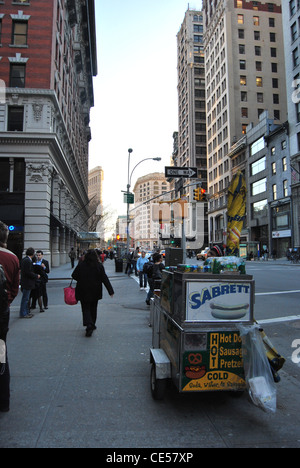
0, 258, 300, 449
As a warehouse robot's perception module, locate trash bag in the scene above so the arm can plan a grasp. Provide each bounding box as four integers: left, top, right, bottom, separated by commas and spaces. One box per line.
238, 324, 277, 414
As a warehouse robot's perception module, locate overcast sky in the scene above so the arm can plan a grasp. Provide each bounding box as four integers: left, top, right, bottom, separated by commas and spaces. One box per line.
88, 0, 203, 227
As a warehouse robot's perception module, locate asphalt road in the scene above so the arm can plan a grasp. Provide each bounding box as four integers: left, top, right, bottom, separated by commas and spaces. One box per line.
0, 258, 300, 449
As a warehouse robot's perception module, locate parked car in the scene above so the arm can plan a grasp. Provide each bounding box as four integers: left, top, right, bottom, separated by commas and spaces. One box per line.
197, 247, 210, 261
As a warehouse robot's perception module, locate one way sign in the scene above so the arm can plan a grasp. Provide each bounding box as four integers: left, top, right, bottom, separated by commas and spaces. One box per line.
165, 166, 198, 179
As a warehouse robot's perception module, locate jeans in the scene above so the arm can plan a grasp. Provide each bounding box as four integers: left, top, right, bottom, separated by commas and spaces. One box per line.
20, 289, 32, 317
139, 271, 147, 288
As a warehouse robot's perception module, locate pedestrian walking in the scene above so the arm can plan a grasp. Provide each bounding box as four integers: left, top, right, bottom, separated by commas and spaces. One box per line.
125, 250, 133, 276
132, 247, 140, 276
0, 221, 20, 413
19, 248, 40, 319
145, 252, 164, 305
136, 250, 149, 290
72, 249, 114, 337
69, 247, 76, 268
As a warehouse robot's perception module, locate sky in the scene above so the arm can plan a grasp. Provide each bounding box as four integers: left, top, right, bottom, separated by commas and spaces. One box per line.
88, 0, 203, 230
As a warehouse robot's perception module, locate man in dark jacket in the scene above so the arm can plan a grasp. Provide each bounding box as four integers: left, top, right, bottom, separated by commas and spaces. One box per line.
30, 250, 50, 310
19, 247, 40, 318
0, 221, 20, 412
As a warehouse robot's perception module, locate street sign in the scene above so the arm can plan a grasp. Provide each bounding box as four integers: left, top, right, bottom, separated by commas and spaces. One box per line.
124, 192, 134, 204
165, 166, 198, 179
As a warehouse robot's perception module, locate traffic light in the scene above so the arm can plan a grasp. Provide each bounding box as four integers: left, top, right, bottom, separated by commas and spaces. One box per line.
200, 188, 206, 201
193, 188, 200, 201
116, 234, 120, 241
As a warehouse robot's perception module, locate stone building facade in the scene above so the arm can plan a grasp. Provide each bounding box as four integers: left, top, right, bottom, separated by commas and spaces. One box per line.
0, 0, 97, 265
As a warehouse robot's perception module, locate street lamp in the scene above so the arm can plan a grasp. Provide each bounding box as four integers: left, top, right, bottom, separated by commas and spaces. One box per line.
126, 151, 161, 253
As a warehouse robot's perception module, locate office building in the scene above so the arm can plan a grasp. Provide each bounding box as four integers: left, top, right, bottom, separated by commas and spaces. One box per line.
133, 173, 170, 251
203, 0, 286, 245
175, 8, 207, 249
282, 0, 300, 249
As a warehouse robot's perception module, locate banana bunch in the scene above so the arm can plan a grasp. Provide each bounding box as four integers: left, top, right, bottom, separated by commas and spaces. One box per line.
226, 171, 247, 256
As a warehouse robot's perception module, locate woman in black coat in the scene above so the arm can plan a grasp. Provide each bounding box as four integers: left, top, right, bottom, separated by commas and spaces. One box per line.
72, 249, 114, 337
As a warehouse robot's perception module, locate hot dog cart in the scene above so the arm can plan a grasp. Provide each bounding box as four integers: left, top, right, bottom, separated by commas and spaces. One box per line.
150, 264, 255, 399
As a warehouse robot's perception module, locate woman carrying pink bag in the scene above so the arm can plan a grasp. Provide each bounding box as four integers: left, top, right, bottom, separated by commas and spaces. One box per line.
71, 249, 114, 337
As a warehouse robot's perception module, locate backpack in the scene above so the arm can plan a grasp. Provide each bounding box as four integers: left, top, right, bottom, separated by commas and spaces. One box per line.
143, 262, 154, 277
0, 264, 8, 314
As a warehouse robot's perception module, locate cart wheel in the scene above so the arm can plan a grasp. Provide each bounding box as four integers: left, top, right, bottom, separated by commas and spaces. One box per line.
150, 363, 167, 400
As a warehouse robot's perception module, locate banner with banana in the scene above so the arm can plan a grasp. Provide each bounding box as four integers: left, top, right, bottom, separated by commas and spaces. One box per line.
226, 171, 247, 256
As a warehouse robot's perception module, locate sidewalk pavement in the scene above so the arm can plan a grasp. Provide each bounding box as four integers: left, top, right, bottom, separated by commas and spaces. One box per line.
49, 258, 126, 280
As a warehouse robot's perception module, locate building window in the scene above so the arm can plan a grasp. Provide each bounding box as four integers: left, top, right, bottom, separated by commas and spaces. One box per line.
283, 180, 288, 197
251, 136, 265, 156
273, 94, 279, 104
239, 60, 246, 69
257, 92, 264, 103
253, 16, 260, 26
239, 44, 245, 54
282, 157, 287, 172
254, 31, 260, 40
241, 91, 247, 101
291, 22, 297, 42
12, 21, 28, 46
9, 64, 26, 87
252, 199, 268, 219
241, 107, 248, 117
251, 156, 266, 176
269, 18, 275, 27
7, 106, 24, 131
255, 46, 261, 56
272, 162, 276, 175
256, 77, 263, 87
293, 48, 299, 67
270, 48, 277, 57
238, 29, 245, 39
256, 61, 262, 71
274, 110, 280, 120
270, 32, 276, 42
238, 15, 244, 24
290, 0, 296, 17
272, 184, 277, 200
271, 63, 277, 72
240, 75, 247, 86
252, 178, 267, 196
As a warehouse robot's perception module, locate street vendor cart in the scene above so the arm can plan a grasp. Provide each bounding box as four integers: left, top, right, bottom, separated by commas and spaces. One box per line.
150, 263, 255, 400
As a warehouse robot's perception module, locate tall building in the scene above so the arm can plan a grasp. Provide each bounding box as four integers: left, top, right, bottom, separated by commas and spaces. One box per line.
0, 0, 97, 265
175, 8, 207, 249
203, 0, 286, 245
133, 173, 170, 251
282, 1, 300, 249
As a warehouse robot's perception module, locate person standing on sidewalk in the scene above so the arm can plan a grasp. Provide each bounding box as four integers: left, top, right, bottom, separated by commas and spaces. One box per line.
146, 252, 164, 305
69, 247, 76, 268
19, 248, 40, 319
0, 221, 20, 412
72, 249, 114, 337
136, 251, 149, 290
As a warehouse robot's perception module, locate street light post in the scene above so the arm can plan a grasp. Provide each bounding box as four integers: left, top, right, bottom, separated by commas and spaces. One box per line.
126, 150, 161, 254
126, 148, 133, 254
